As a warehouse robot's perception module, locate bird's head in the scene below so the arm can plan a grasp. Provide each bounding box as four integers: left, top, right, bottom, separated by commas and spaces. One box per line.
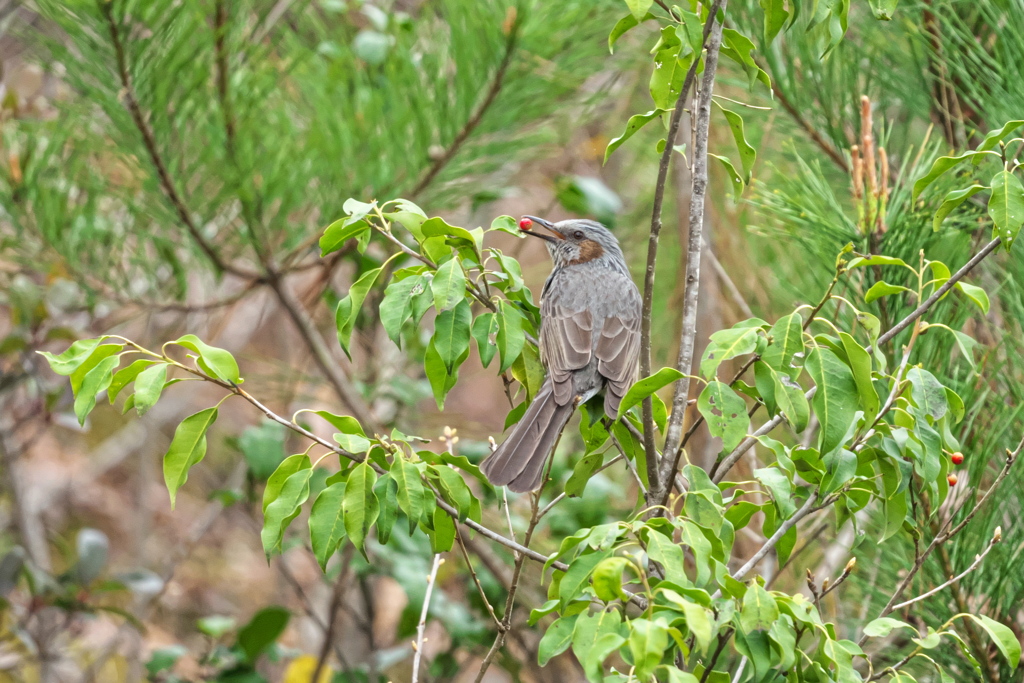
520, 216, 625, 270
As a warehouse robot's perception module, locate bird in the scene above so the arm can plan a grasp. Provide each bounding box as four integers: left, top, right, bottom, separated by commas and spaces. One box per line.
480, 216, 641, 492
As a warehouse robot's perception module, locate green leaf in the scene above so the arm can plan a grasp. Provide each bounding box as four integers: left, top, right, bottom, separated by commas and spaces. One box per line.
806, 347, 858, 455
839, 332, 878, 422
965, 614, 1022, 668
394, 457, 427, 533
559, 551, 612, 606
565, 452, 603, 498
343, 463, 379, 556
592, 557, 630, 601
754, 467, 795, 517
913, 151, 1000, 200
868, 0, 899, 20
263, 454, 311, 514
650, 27, 685, 110
261, 467, 313, 556
163, 408, 218, 510
319, 217, 370, 256
720, 28, 771, 91
977, 120, 1024, 154
625, 0, 653, 21
987, 170, 1024, 248
237, 606, 290, 662
680, 599, 714, 652
374, 474, 398, 545
574, 609, 625, 681
955, 282, 990, 314
471, 312, 499, 368
379, 273, 423, 345
762, 313, 804, 374
865, 281, 913, 304
933, 185, 986, 232
309, 481, 347, 570
430, 465, 473, 522
336, 267, 385, 354
646, 530, 689, 585
430, 505, 456, 553
697, 381, 749, 452
715, 103, 756, 181
629, 618, 669, 680
771, 366, 809, 433
431, 258, 467, 311
511, 342, 545, 401
907, 368, 948, 420
496, 300, 526, 373
846, 254, 911, 270
538, 614, 578, 666
424, 339, 467, 409
39, 337, 108, 375
432, 299, 472, 372
173, 334, 241, 384
617, 367, 684, 419
740, 582, 778, 633
710, 153, 744, 199
863, 617, 913, 638
74, 355, 120, 425
760, 0, 789, 42
700, 326, 761, 379
609, 13, 649, 53
604, 109, 667, 164
664, 668, 701, 683
134, 363, 168, 416
108, 359, 155, 403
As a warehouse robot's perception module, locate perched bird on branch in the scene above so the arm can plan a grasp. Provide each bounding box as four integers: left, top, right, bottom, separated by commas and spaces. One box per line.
481, 216, 641, 492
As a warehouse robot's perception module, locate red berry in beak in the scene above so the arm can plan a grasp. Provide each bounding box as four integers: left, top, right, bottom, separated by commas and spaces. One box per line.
951, 452, 964, 465
948, 473, 958, 486
518, 217, 533, 231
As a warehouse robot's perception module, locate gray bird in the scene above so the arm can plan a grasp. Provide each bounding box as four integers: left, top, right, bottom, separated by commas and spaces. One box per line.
481, 216, 641, 492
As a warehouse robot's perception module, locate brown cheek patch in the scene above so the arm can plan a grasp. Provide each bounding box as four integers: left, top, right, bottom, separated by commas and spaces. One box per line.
569, 239, 604, 265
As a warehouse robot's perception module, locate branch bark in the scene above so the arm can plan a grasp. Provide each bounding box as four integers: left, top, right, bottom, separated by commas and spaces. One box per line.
655, 0, 729, 505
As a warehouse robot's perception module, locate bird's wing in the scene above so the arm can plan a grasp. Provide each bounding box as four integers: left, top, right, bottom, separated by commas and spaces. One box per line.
540, 298, 594, 406
596, 280, 641, 416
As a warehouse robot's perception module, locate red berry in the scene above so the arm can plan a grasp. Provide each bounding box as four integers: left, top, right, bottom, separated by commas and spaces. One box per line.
518, 217, 533, 231
951, 452, 964, 465
947, 473, 958, 486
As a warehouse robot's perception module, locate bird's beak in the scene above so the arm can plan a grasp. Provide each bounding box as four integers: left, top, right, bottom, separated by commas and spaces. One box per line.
522, 215, 564, 242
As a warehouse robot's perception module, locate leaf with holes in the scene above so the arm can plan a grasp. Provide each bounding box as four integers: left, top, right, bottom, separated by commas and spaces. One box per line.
700, 326, 760, 379
697, 381, 749, 452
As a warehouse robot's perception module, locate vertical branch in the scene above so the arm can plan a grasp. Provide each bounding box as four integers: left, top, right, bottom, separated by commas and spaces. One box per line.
657, 0, 729, 503
411, 554, 444, 683
639, 0, 726, 496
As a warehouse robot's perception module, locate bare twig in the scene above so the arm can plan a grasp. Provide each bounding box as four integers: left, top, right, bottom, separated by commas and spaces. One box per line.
704, 240, 753, 319
312, 547, 355, 682
411, 554, 444, 683
891, 534, 999, 611
859, 437, 1020, 645
639, 0, 726, 495
657, 2, 729, 503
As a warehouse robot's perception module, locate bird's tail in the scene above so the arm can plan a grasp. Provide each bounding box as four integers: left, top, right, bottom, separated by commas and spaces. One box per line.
481, 381, 574, 493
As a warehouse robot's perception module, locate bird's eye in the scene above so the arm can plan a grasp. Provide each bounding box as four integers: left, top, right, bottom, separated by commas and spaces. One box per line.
573, 230, 585, 240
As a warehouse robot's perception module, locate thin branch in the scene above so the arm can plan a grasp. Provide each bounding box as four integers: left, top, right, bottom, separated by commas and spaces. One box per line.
657, 0, 729, 503
712, 237, 1004, 484
409, 12, 520, 198
890, 534, 998, 611
704, 240, 753, 319
640, 0, 726, 496
769, 80, 849, 172
729, 493, 818, 583
312, 547, 355, 682
859, 437, 1020, 645
455, 521, 503, 629
98, 0, 254, 279
411, 554, 443, 683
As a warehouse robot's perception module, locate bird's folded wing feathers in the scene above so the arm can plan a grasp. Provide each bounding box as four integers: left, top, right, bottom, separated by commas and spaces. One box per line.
540, 304, 593, 405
